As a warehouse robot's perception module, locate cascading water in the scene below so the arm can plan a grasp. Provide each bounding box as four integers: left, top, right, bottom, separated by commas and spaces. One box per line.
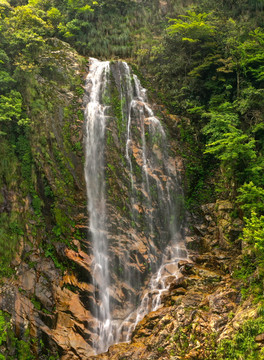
84, 58, 187, 355
84, 58, 113, 353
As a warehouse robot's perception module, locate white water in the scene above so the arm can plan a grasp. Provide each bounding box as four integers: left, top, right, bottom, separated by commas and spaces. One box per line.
84, 58, 186, 354
84, 58, 113, 354
116, 241, 187, 342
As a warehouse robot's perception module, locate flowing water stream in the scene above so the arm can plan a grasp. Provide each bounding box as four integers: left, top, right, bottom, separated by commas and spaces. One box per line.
84, 59, 113, 352
84, 58, 186, 355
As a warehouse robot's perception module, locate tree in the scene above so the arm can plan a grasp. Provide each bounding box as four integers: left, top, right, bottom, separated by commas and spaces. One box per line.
242, 211, 264, 268
0, 0, 11, 17
241, 28, 264, 84
202, 104, 240, 142
237, 182, 264, 216
0, 90, 25, 135
205, 126, 256, 186
167, 11, 216, 43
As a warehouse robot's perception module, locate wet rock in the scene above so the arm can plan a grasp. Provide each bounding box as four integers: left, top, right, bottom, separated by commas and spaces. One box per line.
185, 235, 201, 251
35, 276, 54, 311
193, 224, 207, 236
178, 261, 195, 275
168, 275, 187, 290
208, 289, 238, 314
88, 245, 251, 360
182, 292, 203, 308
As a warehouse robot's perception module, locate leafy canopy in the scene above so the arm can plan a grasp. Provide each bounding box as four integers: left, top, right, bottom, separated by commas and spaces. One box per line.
167, 11, 215, 43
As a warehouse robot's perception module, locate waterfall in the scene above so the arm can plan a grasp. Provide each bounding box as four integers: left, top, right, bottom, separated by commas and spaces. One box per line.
84, 58, 113, 353
84, 58, 186, 355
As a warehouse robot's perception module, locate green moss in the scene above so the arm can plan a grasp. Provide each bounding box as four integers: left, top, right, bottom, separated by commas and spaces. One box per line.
0, 311, 35, 359
107, 130, 113, 145
112, 90, 125, 140
216, 316, 264, 360
31, 296, 42, 311
44, 243, 65, 271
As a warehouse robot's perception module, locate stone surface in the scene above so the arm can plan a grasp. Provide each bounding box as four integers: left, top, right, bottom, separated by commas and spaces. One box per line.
0, 40, 255, 360
255, 333, 264, 343
86, 198, 255, 359
88, 255, 249, 360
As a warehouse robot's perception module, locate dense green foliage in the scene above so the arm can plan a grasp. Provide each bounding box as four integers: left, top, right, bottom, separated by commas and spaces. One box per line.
145, 6, 264, 199
0, 310, 34, 359
1, 0, 264, 357
216, 310, 264, 360
134, 1, 264, 356
135, 0, 264, 298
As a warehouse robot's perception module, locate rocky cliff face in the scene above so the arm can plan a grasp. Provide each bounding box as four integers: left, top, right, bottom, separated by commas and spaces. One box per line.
0, 39, 95, 359
0, 54, 187, 359
87, 201, 259, 359
83, 59, 187, 354
0, 46, 262, 360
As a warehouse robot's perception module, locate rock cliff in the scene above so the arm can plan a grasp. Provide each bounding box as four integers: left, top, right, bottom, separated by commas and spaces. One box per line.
0, 47, 262, 360
88, 201, 260, 359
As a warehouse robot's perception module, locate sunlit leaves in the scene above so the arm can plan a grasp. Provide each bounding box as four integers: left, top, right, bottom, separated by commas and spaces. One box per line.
241, 28, 264, 82
6, 5, 50, 34
67, 0, 94, 13
237, 182, 264, 216
0, 90, 23, 124
205, 130, 256, 162
47, 7, 62, 27
0, 311, 8, 347
2, 5, 49, 60
242, 211, 264, 254
205, 125, 256, 185
202, 108, 240, 142
205, 128, 256, 161
0, 0, 11, 17
167, 11, 216, 42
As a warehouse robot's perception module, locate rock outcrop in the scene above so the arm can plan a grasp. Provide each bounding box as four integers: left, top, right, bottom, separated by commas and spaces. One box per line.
0, 47, 259, 360
85, 200, 261, 359
0, 56, 186, 358
88, 252, 256, 359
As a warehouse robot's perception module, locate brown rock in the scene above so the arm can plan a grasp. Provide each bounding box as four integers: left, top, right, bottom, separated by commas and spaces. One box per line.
256, 333, 264, 343
208, 289, 238, 314
185, 236, 201, 251
168, 275, 187, 291
35, 276, 54, 310
171, 287, 187, 296
178, 261, 195, 275
19, 269, 36, 294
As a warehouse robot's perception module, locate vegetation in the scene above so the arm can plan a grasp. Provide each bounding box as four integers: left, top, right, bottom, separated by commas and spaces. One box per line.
0, 310, 35, 359
217, 313, 264, 360
134, 1, 264, 357
0, 0, 264, 358
134, 0, 264, 293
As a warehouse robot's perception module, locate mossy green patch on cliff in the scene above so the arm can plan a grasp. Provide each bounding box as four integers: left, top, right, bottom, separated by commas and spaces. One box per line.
216, 313, 264, 360
0, 310, 36, 360
108, 73, 127, 144
0, 128, 40, 277
0, 35, 86, 283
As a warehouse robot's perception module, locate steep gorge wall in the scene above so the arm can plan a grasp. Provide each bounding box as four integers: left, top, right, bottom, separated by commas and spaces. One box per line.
0, 42, 261, 360
88, 201, 258, 360
83, 58, 187, 354
0, 39, 93, 359
0, 49, 186, 359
